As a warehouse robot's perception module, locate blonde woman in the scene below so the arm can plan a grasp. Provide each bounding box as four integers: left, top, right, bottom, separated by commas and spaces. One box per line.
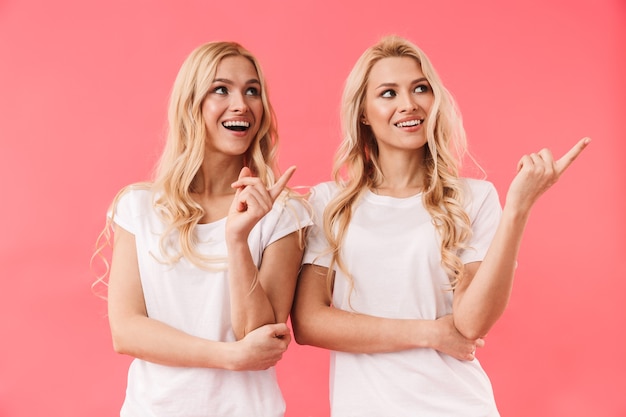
291, 35, 589, 416
96, 41, 310, 416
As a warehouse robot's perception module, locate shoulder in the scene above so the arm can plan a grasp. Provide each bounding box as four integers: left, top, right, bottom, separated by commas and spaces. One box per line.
309, 181, 340, 203
272, 190, 312, 221
117, 186, 155, 212
111, 184, 156, 227
461, 178, 498, 201
461, 178, 496, 193
460, 178, 501, 218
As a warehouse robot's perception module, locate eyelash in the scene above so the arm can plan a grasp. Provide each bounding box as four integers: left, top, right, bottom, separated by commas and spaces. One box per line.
212, 86, 260, 96
380, 84, 430, 98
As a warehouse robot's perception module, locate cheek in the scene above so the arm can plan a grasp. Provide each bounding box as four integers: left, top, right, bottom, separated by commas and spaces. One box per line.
201, 101, 219, 123
235, 101, 263, 138
366, 103, 393, 127
251, 102, 265, 124
421, 95, 435, 114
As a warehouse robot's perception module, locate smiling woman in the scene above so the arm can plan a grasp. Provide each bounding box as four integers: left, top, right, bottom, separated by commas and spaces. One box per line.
290, 35, 589, 417
361, 56, 433, 194
93, 41, 311, 417
201, 56, 263, 157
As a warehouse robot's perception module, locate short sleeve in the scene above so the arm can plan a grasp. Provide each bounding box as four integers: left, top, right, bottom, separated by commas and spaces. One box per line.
265, 194, 313, 247
459, 180, 502, 264
302, 182, 336, 267
109, 189, 141, 235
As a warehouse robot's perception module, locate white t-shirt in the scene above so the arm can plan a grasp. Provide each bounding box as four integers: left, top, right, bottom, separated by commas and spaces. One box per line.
113, 188, 311, 417
303, 180, 502, 417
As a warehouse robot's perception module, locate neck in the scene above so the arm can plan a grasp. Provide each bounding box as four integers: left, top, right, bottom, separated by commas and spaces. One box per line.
373, 150, 426, 196
193, 155, 245, 197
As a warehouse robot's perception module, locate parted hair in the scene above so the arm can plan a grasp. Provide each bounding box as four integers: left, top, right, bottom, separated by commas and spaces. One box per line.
324, 35, 473, 290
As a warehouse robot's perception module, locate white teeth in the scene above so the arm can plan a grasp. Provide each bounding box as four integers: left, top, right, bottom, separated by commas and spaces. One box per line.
223, 120, 250, 127
396, 119, 422, 127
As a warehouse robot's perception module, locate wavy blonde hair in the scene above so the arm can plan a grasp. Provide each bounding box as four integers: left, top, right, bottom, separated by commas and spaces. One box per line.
324, 35, 473, 291
92, 41, 290, 294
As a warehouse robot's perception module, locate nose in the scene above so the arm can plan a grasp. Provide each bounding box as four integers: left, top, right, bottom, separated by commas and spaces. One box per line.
230, 92, 249, 113
399, 93, 418, 113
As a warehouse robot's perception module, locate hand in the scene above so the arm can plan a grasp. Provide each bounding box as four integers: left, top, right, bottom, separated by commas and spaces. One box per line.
230, 323, 291, 371
432, 315, 484, 361
226, 166, 296, 240
505, 137, 590, 213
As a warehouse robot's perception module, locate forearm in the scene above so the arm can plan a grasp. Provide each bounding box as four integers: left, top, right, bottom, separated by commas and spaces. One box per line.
110, 314, 236, 369
292, 305, 440, 353
455, 138, 591, 338
293, 265, 478, 358
227, 239, 277, 339
454, 207, 529, 339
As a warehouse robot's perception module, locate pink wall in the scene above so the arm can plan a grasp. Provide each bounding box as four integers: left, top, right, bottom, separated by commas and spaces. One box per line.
1, 1, 624, 416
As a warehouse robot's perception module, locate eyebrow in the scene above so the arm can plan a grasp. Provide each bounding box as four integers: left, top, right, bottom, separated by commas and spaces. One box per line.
212, 78, 261, 85
374, 77, 429, 89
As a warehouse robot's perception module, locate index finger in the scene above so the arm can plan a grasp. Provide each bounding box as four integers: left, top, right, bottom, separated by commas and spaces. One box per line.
555, 137, 591, 175
269, 166, 297, 201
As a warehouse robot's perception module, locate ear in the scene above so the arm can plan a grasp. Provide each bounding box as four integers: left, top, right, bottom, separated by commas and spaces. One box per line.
360, 114, 369, 125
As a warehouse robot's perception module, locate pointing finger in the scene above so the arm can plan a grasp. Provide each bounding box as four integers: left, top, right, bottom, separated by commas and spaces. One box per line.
555, 137, 591, 175
269, 166, 296, 201
237, 166, 253, 181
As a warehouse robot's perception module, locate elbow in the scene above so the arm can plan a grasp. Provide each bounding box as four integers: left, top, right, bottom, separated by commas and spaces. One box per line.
290, 316, 314, 346
109, 322, 140, 356
112, 339, 127, 355
235, 315, 278, 341
459, 326, 487, 341
453, 303, 509, 340
454, 319, 490, 341
292, 328, 309, 346
110, 330, 132, 355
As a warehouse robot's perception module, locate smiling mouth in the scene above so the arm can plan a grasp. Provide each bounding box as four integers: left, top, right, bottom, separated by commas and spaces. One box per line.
223, 120, 250, 132
395, 119, 423, 128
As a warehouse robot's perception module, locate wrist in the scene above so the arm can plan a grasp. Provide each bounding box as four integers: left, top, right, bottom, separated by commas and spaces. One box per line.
225, 235, 250, 252
222, 340, 244, 371
410, 319, 437, 349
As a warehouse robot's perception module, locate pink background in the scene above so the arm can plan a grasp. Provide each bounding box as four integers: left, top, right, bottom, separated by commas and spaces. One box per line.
1, 1, 625, 416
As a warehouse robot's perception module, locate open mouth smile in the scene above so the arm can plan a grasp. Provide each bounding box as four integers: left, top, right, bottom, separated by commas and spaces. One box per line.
395, 119, 423, 128
223, 120, 250, 132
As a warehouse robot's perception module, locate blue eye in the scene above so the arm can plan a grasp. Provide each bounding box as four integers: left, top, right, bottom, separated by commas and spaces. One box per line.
214, 86, 228, 95
381, 89, 396, 98
245, 87, 260, 96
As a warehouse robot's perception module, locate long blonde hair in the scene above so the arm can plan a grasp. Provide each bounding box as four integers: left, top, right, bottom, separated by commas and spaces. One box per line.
325, 35, 472, 290
92, 41, 284, 293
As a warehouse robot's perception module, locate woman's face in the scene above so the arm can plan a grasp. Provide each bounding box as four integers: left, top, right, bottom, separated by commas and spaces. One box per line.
201, 55, 264, 157
362, 56, 434, 155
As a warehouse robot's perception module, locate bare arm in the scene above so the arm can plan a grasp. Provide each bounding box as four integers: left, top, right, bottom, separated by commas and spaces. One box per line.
226, 231, 304, 338
226, 166, 302, 339
291, 264, 481, 360
453, 137, 590, 339
107, 225, 290, 370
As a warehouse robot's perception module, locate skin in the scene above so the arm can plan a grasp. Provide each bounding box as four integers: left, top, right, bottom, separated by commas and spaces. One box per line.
292, 56, 590, 360
292, 57, 483, 360
453, 139, 590, 339
108, 55, 303, 371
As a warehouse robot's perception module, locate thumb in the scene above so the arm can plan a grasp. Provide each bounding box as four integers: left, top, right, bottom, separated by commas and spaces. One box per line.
269, 323, 291, 338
